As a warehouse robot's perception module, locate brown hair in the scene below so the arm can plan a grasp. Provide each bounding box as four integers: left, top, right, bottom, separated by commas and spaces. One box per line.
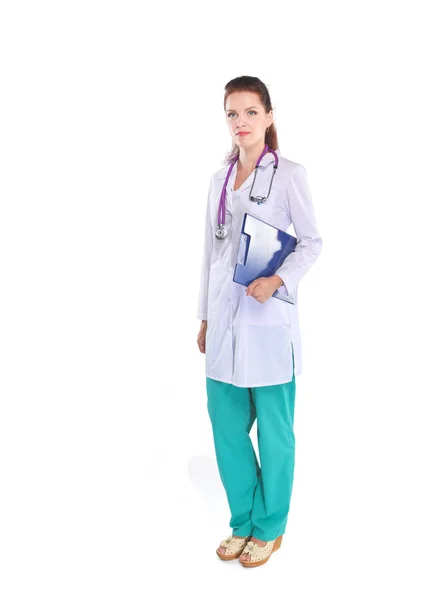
223, 76, 279, 165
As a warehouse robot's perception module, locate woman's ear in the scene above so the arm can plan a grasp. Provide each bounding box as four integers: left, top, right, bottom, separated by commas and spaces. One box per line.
267, 109, 274, 128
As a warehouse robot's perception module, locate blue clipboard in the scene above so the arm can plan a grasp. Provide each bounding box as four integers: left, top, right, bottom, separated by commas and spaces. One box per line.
233, 212, 297, 304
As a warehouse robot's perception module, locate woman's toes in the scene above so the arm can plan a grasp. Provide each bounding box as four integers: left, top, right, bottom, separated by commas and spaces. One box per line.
218, 546, 226, 554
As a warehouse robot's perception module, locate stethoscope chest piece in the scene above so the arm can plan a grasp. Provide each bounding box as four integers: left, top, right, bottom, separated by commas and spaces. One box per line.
215, 224, 227, 240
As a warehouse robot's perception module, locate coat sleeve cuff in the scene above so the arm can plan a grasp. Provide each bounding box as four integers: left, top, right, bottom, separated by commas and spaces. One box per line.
274, 267, 296, 298
276, 279, 289, 296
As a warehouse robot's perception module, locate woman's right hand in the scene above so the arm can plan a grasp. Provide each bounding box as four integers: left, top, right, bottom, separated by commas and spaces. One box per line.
197, 320, 207, 354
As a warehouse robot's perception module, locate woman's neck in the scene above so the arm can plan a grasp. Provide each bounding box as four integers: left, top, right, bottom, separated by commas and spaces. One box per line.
237, 142, 267, 171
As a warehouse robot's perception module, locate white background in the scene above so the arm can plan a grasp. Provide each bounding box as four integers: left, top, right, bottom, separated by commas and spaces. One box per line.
1, 0, 440, 597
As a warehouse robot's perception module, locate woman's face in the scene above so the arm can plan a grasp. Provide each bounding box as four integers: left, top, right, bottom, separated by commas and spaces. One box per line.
225, 91, 273, 149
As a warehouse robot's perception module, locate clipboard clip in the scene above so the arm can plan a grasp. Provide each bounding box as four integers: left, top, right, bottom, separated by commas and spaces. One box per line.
237, 233, 251, 265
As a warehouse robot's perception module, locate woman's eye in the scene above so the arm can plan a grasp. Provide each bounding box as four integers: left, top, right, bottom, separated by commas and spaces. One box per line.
227, 111, 257, 118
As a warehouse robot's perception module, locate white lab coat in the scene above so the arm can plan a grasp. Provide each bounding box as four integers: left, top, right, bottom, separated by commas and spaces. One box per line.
197, 148, 322, 387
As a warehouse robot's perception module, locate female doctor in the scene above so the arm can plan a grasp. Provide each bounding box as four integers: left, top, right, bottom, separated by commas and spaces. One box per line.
196, 76, 322, 568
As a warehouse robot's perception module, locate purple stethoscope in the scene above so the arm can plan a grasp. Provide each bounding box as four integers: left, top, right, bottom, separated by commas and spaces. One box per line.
215, 143, 279, 240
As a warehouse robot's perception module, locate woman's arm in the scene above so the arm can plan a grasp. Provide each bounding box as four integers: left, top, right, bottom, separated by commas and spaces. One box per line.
275, 164, 323, 301
196, 178, 214, 320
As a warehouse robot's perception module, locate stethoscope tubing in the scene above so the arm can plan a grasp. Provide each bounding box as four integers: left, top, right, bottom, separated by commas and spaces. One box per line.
216, 143, 278, 240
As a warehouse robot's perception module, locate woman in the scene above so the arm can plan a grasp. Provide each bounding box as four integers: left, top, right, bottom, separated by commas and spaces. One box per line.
196, 76, 322, 568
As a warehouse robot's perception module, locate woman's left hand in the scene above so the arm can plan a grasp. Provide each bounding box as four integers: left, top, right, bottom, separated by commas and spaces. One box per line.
245, 275, 284, 303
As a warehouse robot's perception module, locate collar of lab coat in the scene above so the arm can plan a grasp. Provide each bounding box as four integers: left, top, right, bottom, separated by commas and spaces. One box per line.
216, 148, 281, 191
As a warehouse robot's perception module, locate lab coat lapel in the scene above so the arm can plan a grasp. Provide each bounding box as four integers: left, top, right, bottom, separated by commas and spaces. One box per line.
216, 148, 281, 193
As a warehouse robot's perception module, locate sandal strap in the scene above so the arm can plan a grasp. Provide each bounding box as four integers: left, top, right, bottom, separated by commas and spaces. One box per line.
242, 539, 275, 561
220, 535, 250, 553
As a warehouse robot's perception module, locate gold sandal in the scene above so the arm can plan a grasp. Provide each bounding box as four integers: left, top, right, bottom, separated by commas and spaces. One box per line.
216, 534, 252, 561
239, 535, 283, 567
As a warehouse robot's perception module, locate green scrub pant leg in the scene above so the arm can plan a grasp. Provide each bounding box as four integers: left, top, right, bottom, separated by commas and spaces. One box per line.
206, 347, 296, 542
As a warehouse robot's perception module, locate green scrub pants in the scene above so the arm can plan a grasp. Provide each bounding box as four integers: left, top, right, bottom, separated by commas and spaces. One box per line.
206, 346, 296, 542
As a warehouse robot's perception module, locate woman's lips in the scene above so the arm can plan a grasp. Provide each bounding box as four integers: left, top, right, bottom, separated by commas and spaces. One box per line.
237, 132, 250, 136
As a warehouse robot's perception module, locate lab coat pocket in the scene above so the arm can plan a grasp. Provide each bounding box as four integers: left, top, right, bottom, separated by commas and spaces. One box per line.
244, 293, 291, 327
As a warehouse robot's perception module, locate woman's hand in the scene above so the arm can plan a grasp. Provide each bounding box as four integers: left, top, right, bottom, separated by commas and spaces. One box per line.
245, 275, 284, 303
197, 320, 207, 353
